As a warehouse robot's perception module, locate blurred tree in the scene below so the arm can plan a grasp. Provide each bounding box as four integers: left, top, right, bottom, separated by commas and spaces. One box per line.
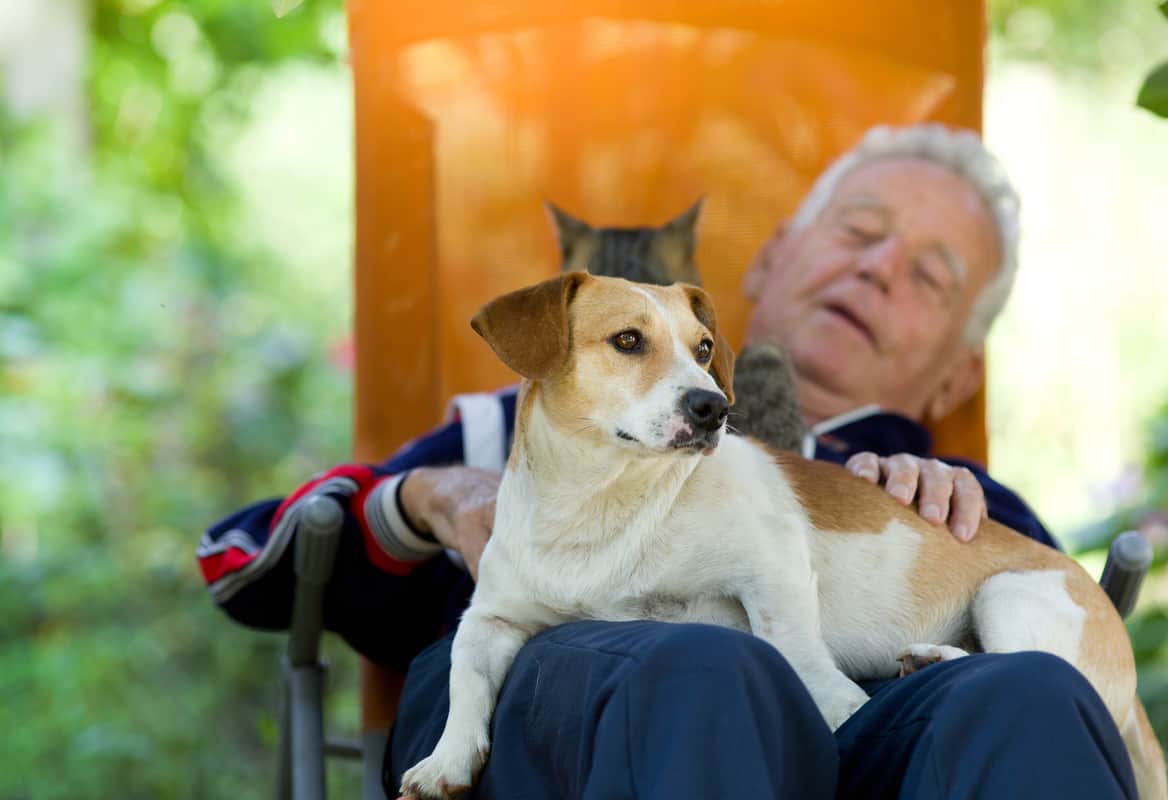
0, 0, 89, 153
990, 0, 1164, 73
0, 1, 360, 797
1135, 2, 1168, 117
2, 1, 1166, 796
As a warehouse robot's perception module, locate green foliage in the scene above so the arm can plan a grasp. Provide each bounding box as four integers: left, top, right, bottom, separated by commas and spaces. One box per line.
1136, 3, 1168, 117
3, 1, 1168, 795
990, 0, 1165, 75
991, 0, 1168, 118
0, 1, 359, 796
1071, 401, 1168, 740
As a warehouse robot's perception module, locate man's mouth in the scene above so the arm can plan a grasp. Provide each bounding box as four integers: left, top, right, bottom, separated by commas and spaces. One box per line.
824, 303, 877, 349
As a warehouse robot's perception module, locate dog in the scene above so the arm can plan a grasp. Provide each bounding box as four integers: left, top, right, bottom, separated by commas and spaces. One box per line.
549, 199, 807, 452
399, 272, 1167, 800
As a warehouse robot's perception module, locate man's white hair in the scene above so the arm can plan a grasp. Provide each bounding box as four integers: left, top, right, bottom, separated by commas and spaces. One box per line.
788, 124, 1020, 346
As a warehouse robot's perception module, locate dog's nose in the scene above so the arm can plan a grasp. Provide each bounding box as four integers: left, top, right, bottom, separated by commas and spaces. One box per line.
682, 389, 728, 432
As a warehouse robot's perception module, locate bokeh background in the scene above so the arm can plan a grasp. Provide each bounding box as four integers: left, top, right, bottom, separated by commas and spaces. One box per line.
0, 0, 1165, 797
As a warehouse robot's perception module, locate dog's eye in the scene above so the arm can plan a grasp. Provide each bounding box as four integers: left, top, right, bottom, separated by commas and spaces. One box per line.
695, 339, 713, 363
611, 329, 643, 353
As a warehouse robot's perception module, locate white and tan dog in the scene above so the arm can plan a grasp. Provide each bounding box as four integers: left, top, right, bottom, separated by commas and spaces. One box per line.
399, 272, 1166, 800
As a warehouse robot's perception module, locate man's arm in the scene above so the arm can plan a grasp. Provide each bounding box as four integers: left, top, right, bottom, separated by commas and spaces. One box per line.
198, 421, 463, 612
197, 389, 518, 668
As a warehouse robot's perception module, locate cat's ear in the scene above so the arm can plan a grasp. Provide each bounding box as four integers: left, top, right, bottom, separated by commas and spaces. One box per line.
661, 197, 703, 254
654, 197, 705, 286
545, 201, 593, 266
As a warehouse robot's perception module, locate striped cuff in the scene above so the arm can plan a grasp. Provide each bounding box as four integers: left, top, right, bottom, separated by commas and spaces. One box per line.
364, 473, 445, 564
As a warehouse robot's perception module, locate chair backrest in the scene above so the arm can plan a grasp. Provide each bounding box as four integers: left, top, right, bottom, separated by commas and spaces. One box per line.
346, 0, 988, 733
348, 0, 989, 471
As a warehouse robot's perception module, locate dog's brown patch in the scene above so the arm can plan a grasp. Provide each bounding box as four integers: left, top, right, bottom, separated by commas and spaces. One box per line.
773, 450, 898, 533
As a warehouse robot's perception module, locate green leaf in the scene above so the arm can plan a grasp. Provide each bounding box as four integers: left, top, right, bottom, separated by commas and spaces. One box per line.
1137, 61, 1168, 118
271, 0, 306, 18
1161, 1, 1168, 20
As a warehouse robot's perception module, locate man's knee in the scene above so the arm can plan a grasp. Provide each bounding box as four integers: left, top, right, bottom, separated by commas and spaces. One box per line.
626, 623, 823, 714
920, 651, 1127, 769
634, 623, 792, 674
620, 624, 837, 796
958, 651, 1106, 717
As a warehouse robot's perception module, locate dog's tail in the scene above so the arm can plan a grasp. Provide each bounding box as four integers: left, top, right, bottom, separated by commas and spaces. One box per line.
1122, 696, 1167, 800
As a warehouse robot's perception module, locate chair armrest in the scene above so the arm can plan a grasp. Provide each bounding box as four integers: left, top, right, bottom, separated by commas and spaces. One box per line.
289, 495, 344, 667
1100, 530, 1153, 619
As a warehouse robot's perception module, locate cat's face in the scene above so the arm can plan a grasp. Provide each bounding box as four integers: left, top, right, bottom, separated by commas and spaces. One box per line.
546, 200, 704, 287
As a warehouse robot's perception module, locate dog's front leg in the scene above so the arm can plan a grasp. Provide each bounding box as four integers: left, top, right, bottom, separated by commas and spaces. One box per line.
399, 607, 536, 800
739, 579, 869, 731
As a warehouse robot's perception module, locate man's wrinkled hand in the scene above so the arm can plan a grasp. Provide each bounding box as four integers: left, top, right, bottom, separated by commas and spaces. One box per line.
400, 466, 501, 579
845, 452, 986, 541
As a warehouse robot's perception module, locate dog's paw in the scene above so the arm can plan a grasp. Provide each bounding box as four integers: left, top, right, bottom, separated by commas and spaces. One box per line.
399, 737, 490, 800
896, 643, 969, 677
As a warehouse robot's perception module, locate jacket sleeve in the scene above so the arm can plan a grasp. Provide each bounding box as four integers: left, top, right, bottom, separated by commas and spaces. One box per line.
197, 420, 464, 618
196, 388, 518, 667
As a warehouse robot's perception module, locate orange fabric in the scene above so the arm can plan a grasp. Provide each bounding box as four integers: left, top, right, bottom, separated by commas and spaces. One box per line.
347, 0, 988, 732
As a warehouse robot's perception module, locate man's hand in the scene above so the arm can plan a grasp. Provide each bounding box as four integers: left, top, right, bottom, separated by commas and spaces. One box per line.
845, 453, 986, 541
399, 466, 501, 579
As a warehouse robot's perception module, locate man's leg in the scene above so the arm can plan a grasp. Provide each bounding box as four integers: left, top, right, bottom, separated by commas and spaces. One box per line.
387, 620, 839, 799
837, 651, 1138, 800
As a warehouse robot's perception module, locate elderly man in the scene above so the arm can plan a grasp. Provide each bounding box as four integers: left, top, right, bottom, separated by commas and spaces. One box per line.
200, 125, 1135, 798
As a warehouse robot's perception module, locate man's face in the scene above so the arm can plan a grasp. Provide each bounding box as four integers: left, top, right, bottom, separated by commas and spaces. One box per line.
743, 157, 1002, 423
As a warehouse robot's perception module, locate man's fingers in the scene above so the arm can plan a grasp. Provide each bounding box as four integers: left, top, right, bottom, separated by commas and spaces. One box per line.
947, 468, 985, 541
915, 461, 953, 526
846, 452, 880, 483
849, 453, 984, 541
881, 454, 920, 505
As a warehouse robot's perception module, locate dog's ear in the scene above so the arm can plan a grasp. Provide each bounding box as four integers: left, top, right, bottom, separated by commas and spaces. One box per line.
683, 284, 736, 405
471, 272, 589, 380
708, 333, 736, 406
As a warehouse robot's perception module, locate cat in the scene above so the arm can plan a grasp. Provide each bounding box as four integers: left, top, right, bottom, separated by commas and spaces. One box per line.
547, 200, 704, 287
546, 199, 806, 452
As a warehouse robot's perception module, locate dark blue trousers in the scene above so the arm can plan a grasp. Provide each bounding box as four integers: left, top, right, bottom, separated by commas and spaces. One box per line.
386, 621, 1137, 799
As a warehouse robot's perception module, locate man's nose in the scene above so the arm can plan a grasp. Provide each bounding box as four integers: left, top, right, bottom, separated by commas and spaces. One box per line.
855, 236, 905, 294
